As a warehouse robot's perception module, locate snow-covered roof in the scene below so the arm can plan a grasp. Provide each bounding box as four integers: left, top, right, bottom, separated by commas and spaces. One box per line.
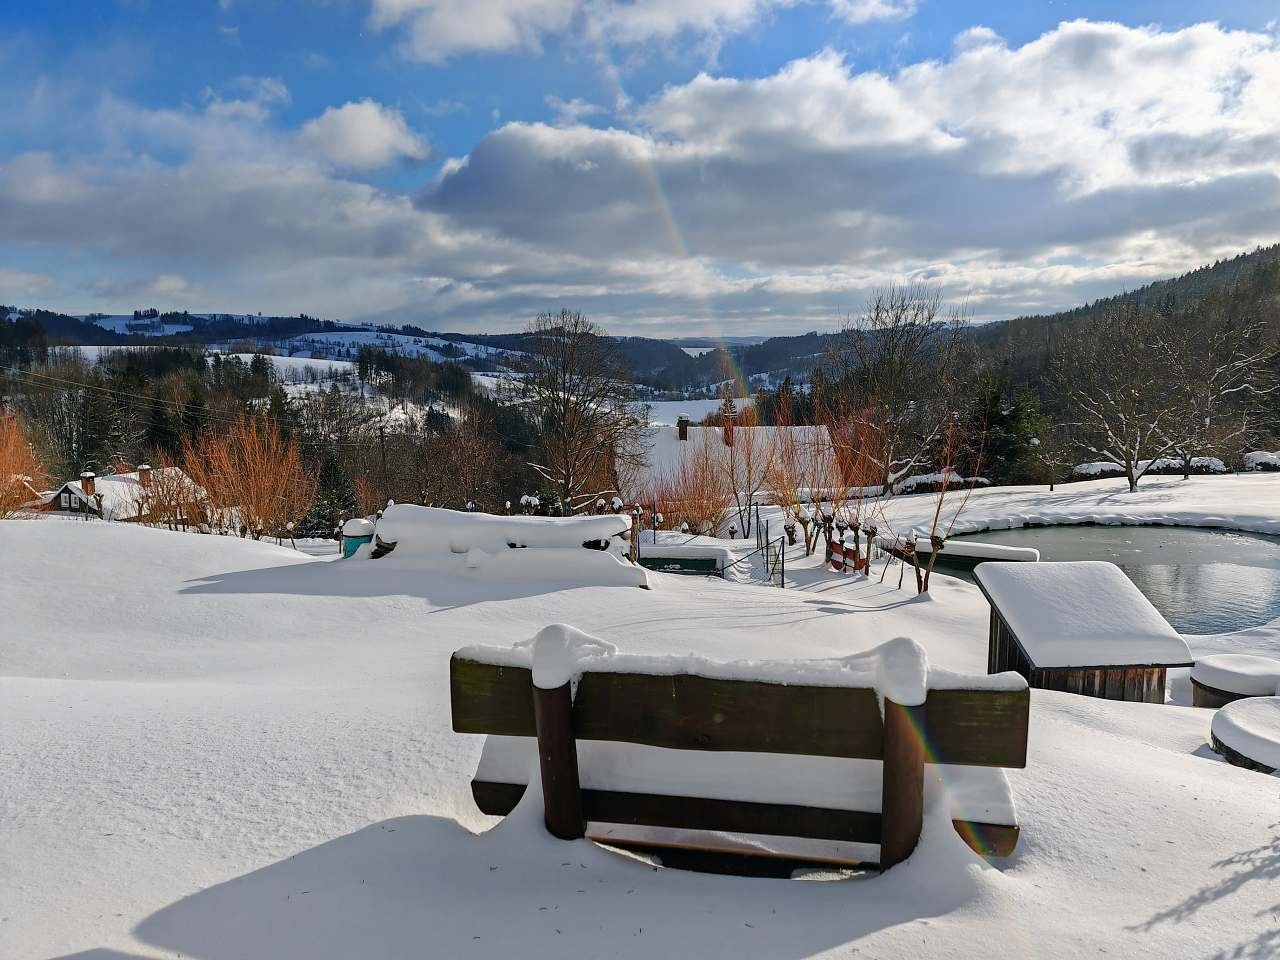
632, 424, 835, 493
46, 467, 195, 521
974, 561, 1193, 669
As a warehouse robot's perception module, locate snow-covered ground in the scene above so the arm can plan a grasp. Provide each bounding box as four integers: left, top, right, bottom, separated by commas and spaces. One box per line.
283, 330, 518, 366
875, 473, 1280, 538
83, 315, 195, 336
3, 505, 1279, 959
220, 353, 355, 381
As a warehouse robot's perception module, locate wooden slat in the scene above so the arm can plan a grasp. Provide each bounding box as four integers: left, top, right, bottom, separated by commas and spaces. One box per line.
921, 688, 1029, 768
453, 656, 1028, 766
472, 778, 880, 841
572, 671, 885, 759
471, 780, 1019, 858
450, 656, 534, 736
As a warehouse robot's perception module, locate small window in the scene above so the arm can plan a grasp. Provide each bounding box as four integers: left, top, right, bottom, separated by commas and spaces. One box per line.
60, 491, 71, 509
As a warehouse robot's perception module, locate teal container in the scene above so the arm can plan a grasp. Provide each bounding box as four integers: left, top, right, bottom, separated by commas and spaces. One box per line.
341, 518, 376, 558
342, 533, 373, 558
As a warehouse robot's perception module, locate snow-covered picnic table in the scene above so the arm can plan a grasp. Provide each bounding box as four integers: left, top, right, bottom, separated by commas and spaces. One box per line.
974, 561, 1193, 703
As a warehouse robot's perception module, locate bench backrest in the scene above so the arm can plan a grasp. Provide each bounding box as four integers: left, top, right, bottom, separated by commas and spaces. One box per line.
452, 656, 1027, 766
451, 646, 1029, 872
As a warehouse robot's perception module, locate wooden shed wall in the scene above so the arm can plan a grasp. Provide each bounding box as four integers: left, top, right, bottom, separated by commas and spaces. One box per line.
987, 611, 1166, 705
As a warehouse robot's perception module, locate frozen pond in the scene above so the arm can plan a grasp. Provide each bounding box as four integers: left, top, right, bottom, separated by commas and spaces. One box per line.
949, 525, 1280, 635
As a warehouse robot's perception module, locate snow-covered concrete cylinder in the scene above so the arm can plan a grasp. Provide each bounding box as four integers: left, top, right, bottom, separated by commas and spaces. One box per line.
341, 517, 376, 558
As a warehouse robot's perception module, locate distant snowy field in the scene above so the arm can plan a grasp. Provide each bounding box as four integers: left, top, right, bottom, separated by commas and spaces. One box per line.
82, 315, 195, 336
645, 397, 754, 425
221, 353, 354, 381
680, 345, 718, 357
3, 481, 1280, 958
284, 330, 518, 365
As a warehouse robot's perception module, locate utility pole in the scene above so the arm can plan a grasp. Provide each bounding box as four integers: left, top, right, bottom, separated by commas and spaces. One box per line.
378, 421, 388, 505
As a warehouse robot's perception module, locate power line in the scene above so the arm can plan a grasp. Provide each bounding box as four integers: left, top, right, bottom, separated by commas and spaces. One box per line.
3, 363, 522, 450
2, 365, 384, 446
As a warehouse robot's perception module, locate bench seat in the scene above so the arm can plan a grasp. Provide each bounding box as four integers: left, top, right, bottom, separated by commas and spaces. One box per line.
472, 735, 1020, 864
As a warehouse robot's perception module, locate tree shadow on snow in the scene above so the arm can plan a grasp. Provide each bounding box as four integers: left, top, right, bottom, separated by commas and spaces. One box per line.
128, 814, 991, 960
1128, 826, 1280, 960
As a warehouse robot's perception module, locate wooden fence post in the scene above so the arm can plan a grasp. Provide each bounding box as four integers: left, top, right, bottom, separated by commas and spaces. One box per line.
533, 680, 585, 840
880, 698, 925, 870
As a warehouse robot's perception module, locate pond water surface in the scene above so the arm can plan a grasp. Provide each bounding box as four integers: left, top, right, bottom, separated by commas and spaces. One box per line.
948, 525, 1280, 636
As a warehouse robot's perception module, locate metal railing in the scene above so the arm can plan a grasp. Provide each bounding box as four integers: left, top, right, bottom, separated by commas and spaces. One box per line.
721, 535, 787, 588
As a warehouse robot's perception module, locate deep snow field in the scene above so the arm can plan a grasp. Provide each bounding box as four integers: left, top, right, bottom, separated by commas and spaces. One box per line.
4, 475, 1280, 959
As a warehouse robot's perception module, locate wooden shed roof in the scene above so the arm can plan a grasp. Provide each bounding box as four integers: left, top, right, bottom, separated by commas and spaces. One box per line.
974, 560, 1193, 670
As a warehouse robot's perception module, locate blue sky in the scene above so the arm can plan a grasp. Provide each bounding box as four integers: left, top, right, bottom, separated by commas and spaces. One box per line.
2, 1, 1279, 335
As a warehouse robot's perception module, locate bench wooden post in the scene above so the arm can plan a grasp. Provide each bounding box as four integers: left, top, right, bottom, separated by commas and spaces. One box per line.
879, 698, 925, 870
533, 680, 585, 840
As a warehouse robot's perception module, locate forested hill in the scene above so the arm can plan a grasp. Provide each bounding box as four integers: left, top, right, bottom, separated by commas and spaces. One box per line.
974, 243, 1280, 348
5, 242, 1278, 392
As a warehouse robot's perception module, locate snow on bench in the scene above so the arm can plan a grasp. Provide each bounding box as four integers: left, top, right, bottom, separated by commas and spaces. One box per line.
370, 505, 648, 588
376, 504, 631, 553
450, 626, 1030, 875
975, 561, 1193, 703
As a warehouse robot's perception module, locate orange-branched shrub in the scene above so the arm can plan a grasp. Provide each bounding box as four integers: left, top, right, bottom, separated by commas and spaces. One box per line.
0, 413, 47, 520
183, 416, 317, 539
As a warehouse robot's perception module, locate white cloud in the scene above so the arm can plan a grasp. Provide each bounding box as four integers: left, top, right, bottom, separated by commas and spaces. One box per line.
0, 268, 55, 299
545, 94, 604, 125
299, 99, 430, 170
370, 0, 579, 63
4, 20, 1280, 333
368, 0, 912, 63
828, 0, 914, 25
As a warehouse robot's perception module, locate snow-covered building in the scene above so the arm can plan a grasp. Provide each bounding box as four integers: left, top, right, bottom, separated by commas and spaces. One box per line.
40, 465, 198, 523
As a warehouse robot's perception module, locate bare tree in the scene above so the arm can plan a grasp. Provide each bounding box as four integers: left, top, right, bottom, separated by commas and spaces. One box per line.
1029, 421, 1073, 492
514, 310, 647, 512
1054, 306, 1181, 492
1157, 316, 1277, 477
766, 391, 839, 556
827, 284, 968, 494
716, 395, 771, 538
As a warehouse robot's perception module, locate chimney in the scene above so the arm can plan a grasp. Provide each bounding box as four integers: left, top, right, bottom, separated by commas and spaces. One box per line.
677, 415, 689, 441
137, 463, 153, 487
723, 415, 734, 447
80, 471, 96, 498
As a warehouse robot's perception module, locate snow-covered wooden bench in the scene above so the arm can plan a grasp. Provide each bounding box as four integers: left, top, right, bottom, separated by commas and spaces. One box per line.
975, 561, 1193, 704
450, 627, 1030, 876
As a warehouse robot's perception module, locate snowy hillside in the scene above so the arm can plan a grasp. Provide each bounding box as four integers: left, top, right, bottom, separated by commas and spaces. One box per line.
82, 314, 195, 336
3, 517, 1278, 959
283, 329, 520, 365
